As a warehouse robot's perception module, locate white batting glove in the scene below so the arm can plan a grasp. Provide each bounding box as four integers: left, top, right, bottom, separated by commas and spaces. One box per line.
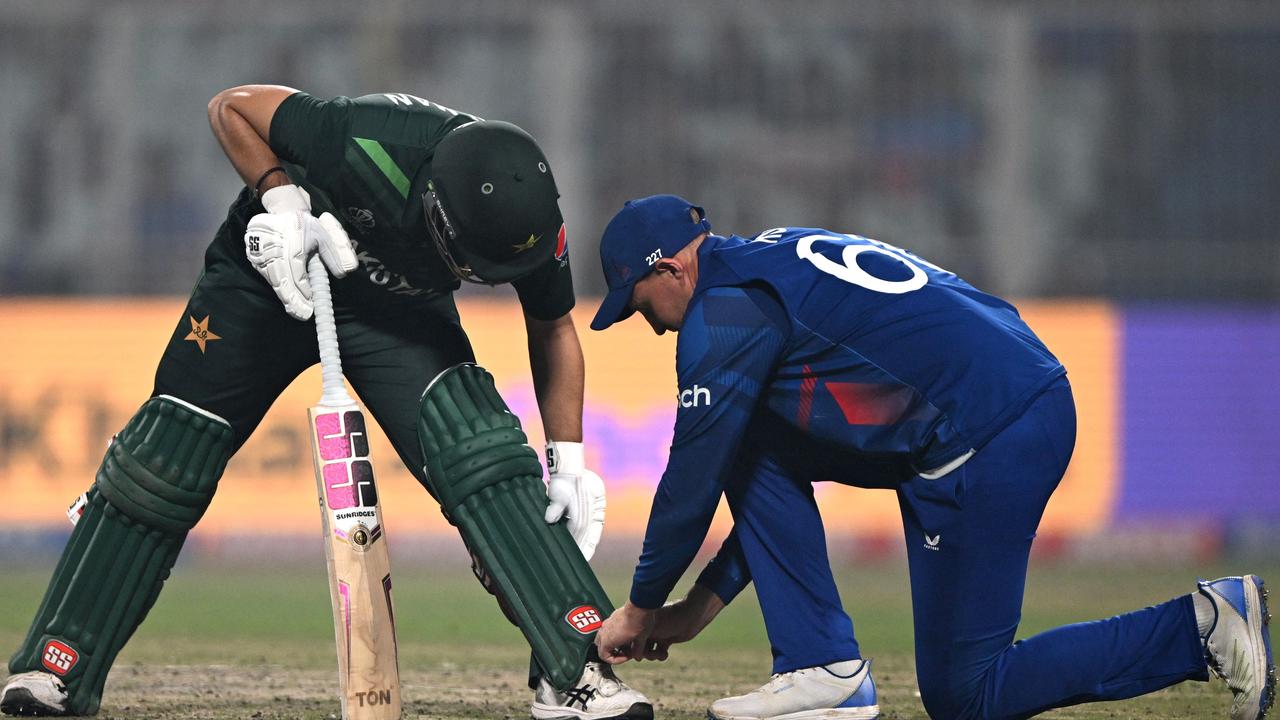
544, 441, 606, 561
244, 185, 358, 321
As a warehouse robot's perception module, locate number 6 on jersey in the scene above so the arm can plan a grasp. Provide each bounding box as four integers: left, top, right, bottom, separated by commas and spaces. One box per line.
306, 255, 402, 720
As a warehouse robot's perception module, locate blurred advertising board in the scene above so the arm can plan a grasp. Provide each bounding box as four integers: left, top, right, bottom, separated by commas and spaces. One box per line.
1, 298, 1273, 547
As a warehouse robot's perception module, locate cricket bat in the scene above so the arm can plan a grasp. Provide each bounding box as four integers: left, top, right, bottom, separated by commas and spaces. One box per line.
305, 255, 402, 719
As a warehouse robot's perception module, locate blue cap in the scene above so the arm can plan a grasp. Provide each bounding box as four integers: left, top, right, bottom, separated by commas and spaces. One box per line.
591, 195, 711, 331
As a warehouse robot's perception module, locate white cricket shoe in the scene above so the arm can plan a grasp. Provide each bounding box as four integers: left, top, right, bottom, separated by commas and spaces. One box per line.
1198, 575, 1276, 720
531, 661, 654, 720
709, 658, 878, 720
0, 672, 69, 717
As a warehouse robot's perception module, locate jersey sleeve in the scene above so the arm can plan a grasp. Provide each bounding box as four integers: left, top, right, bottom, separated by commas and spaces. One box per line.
269, 91, 475, 186
628, 284, 789, 609
268, 92, 352, 177
513, 256, 575, 321
694, 528, 752, 604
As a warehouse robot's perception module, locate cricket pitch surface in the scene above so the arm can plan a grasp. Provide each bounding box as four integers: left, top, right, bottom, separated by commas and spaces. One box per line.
2, 561, 1269, 719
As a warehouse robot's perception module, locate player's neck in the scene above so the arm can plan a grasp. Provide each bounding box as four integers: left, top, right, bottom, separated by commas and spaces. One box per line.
676, 234, 707, 287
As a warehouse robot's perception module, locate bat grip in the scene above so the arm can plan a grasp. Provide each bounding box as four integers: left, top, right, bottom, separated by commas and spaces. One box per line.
308, 254, 353, 407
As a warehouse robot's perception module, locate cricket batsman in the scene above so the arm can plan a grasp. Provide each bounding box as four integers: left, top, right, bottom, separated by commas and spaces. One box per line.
589, 195, 1275, 720
0, 85, 652, 720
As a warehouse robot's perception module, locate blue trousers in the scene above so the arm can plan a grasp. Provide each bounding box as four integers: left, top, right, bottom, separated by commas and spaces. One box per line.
723, 383, 1208, 719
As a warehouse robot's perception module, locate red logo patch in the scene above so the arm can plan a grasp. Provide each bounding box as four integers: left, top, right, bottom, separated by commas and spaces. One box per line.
41, 640, 78, 676
565, 605, 603, 634
554, 223, 568, 261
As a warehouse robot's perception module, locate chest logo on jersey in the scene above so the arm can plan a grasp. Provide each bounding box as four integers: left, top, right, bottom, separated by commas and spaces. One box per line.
678, 385, 712, 408
351, 241, 427, 297
345, 207, 375, 231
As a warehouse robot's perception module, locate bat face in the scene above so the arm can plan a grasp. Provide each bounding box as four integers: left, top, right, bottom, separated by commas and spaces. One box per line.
310, 404, 401, 720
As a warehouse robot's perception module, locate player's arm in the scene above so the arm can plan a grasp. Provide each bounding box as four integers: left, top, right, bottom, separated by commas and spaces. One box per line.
209, 85, 355, 320
631, 286, 788, 610
515, 260, 609, 559
525, 311, 584, 443
638, 530, 748, 660
207, 84, 299, 193
695, 528, 751, 602
637, 530, 749, 660
515, 255, 582, 440
597, 284, 789, 663
640, 582, 727, 661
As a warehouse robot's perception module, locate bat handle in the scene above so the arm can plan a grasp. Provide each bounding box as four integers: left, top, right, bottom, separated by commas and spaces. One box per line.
308, 254, 353, 407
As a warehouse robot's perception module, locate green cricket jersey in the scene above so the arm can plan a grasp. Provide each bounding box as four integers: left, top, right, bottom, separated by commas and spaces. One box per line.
250, 91, 574, 320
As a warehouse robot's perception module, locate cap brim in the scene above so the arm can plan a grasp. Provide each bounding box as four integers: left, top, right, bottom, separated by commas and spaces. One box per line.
590, 283, 637, 331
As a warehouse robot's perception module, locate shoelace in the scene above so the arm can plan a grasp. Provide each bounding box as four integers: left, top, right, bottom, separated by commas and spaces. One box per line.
584, 662, 622, 697
764, 670, 799, 692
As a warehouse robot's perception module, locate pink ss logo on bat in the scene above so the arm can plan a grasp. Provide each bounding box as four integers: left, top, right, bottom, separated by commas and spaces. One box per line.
314, 411, 377, 510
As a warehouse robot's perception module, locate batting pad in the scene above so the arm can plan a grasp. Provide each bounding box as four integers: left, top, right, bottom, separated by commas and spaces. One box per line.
9, 395, 231, 715
418, 363, 614, 692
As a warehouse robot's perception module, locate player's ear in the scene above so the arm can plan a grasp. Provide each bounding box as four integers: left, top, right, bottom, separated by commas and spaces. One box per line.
653, 257, 682, 277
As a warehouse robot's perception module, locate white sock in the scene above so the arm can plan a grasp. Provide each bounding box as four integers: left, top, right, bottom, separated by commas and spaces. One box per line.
1192, 589, 1216, 638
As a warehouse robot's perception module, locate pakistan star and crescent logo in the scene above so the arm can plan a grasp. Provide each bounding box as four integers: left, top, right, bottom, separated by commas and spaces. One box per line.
184, 315, 221, 354
511, 233, 540, 252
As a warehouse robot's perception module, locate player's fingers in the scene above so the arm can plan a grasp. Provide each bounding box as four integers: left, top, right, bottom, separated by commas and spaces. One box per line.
599, 644, 631, 665
577, 522, 602, 562
316, 212, 358, 277
642, 639, 670, 661
594, 625, 631, 665
265, 262, 312, 321
626, 630, 652, 662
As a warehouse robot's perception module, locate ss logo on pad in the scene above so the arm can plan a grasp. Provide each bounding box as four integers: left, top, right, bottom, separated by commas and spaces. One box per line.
565, 605, 603, 634
42, 640, 79, 675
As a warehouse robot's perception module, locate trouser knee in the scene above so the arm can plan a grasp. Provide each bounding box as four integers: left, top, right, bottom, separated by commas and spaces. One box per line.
918, 670, 986, 720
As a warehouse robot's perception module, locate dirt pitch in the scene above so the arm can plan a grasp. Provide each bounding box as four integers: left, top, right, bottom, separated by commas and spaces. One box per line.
3, 562, 1269, 719
92, 647, 1233, 719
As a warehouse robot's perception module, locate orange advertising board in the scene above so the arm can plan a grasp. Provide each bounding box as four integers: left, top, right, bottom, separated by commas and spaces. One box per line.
0, 298, 1115, 544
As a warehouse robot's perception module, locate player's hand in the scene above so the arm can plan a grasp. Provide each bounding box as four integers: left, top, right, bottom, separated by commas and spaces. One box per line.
595, 602, 656, 665
244, 185, 358, 321
643, 584, 726, 661
544, 441, 606, 561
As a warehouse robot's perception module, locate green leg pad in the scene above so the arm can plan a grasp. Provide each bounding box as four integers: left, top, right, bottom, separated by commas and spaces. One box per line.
419, 364, 614, 692
8, 395, 232, 715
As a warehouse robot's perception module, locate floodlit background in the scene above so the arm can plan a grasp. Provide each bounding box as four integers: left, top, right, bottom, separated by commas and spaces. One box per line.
1, 0, 1277, 564
1, 3, 1277, 717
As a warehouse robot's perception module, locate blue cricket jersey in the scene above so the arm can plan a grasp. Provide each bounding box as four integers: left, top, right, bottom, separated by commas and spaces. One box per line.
629, 229, 1066, 608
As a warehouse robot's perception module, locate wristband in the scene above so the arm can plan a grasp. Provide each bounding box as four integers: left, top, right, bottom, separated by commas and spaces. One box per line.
545, 441, 584, 475
253, 166, 288, 196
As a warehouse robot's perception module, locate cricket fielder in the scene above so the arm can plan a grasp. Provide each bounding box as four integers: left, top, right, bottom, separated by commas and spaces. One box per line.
590, 195, 1274, 720
0, 86, 651, 720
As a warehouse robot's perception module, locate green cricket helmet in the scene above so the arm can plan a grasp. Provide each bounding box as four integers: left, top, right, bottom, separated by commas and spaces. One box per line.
424, 120, 565, 284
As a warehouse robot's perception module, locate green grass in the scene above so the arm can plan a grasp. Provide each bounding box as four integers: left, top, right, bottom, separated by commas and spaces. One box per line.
0, 559, 1274, 718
